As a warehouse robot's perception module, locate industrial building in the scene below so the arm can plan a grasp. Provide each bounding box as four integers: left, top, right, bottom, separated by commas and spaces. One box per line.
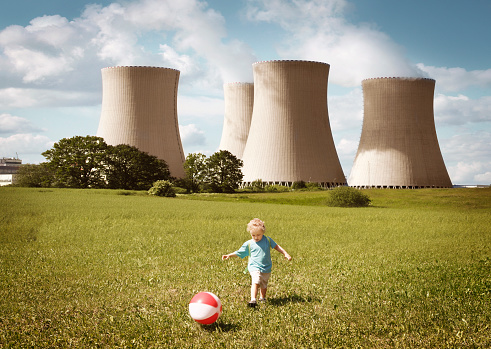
241, 60, 346, 187
97, 66, 185, 178
0, 157, 22, 186
348, 77, 452, 188
219, 82, 254, 159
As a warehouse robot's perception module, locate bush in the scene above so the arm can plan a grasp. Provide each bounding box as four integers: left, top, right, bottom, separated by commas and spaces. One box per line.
148, 180, 176, 197
265, 184, 290, 192
326, 186, 371, 207
292, 180, 307, 190
249, 179, 265, 192
306, 182, 322, 191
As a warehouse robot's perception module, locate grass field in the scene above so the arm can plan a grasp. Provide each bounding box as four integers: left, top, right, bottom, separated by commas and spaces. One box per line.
0, 187, 490, 348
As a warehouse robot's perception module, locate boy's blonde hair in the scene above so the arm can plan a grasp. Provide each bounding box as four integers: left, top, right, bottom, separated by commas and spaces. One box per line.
247, 218, 265, 233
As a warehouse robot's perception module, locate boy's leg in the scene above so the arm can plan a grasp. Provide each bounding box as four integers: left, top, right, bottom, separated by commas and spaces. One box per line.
259, 287, 267, 300
251, 283, 259, 301
249, 271, 261, 307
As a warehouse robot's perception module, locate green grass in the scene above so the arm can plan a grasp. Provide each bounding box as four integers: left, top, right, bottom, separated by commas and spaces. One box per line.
0, 187, 490, 348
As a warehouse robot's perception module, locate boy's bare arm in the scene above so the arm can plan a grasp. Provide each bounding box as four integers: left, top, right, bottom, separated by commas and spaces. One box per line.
274, 245, 292, 261
222, 252, 237, 260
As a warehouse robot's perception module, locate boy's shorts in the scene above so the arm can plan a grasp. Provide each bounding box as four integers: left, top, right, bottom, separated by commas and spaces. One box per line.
250, 270, 271, 289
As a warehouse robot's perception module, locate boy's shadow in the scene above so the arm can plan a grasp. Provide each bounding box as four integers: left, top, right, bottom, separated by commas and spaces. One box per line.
268, 294, 316, 306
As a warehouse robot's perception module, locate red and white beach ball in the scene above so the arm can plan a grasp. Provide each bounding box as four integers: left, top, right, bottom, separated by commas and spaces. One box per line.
189, 292, 222, 325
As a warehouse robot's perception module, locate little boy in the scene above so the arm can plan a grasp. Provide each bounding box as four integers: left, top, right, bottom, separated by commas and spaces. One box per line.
222, 218, 292, 307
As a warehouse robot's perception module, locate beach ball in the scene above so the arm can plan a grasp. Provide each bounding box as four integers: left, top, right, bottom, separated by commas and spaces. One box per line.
189, 292, 222, 325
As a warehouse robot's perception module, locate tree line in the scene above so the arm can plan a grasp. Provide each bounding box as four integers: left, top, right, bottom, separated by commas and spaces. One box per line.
15, 135, 244, 193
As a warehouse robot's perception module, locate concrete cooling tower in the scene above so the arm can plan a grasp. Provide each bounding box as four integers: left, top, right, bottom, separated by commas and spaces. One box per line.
97, 66, 185, 178
241, 60, 346, 187
219, 83, 254, 159
348, 77, 452, 188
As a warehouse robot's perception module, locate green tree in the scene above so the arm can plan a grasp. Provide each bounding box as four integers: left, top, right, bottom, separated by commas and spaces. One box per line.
106, 144, 171, 190
183, 153, 207, 193
205, 150, 244, 193
42, 136, 109, 188
14, 163, 54, 188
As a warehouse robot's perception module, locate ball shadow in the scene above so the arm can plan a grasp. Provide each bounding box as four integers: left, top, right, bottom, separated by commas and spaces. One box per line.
201, 321, 240, 332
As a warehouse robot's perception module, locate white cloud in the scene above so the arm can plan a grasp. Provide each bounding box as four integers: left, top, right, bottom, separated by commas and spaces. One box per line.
440, 131, 491, 184
0, 87, 100, 108
0, 113, 44, 134
178, 95, 224, 120
0, 133, 53, 160
336, 137, 358, 156
329, 87, 363, 131
447, 161, 491, 185
441, 131, 491, 161
0, 0, 256, 100
179, 123, 206, 146
159, 44, 199, 76
417, 64, 491, 92
434, 94, 491, 125
246, 0, 425, 87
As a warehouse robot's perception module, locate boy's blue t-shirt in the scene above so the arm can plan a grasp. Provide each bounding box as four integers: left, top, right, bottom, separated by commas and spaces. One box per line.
235, 236, 277, 273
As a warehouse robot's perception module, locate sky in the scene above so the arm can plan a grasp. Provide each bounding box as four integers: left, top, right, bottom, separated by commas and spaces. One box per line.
0, 0, 490, 185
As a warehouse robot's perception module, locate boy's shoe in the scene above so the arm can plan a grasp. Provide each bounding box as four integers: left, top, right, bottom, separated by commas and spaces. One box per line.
248, 300, 257, 308
258, 298, 266, 303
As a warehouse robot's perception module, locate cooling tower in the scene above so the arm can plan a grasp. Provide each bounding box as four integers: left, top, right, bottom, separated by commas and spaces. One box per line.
241, 60, 345, 187
348, 77, 452, 188
219, 82, 254, 159
97, 66, 185, 178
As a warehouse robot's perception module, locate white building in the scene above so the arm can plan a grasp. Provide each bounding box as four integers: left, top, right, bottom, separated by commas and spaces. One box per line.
0, 158, 22, 186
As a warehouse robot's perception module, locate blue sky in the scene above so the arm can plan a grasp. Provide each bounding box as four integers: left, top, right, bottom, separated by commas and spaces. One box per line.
0, 0, 490, 184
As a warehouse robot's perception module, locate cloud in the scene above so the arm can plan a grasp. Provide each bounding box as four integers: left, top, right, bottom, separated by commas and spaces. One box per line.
0, 15, 90, 84
0, 0, 257, 103
0, 88, 100, 108
178, 95, 224, 120
417, 64, 491, 92
447, 161, 491, 185
336, 137, 358, 156
179, 123, 206, 146
0, 113, 44, 134
126, 0, 257, 83
434, 94, 491, 125
246, 0, 425, 87
441, 131, 491, 162
0, 133, 53, 160
440, 131, 491, 184
329, 87, 363, 131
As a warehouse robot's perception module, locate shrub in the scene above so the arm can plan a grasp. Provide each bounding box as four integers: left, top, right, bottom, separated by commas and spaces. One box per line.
148, 180, 176, 197
265, 184, 290, 192
326, 186, 371, 207
173, 186, 188, 195
306, 182, 322, 191
250, 179, 265, 192
292, 180, 307, 190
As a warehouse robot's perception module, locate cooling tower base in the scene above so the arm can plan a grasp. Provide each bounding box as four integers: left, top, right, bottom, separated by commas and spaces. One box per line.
350, 185, 453, 189
241, 181, 346, 189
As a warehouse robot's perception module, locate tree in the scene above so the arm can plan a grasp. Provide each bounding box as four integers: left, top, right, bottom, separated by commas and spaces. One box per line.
183, 153, 207, 193
205, 150, 244, 193
14, 163, 54, 188
106, 144, 171, 190
42, 136, 109, 188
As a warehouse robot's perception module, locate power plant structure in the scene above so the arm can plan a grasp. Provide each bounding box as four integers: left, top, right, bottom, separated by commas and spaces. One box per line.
241, 60, 346, 187
97, 66, 185, 178
348, 77, 452, 188
219, 82, 254, 159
